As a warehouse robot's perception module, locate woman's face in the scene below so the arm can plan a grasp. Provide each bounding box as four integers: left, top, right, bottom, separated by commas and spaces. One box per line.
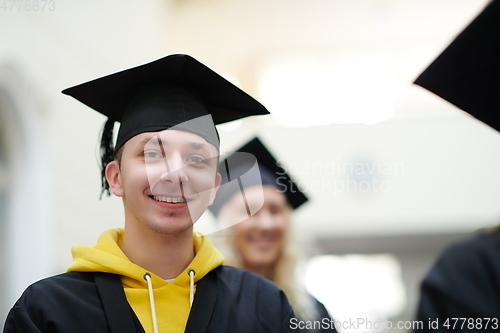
231, 185, 291, 271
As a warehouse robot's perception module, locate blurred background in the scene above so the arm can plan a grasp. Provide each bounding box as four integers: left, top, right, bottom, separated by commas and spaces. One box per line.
1, 0, 498, 331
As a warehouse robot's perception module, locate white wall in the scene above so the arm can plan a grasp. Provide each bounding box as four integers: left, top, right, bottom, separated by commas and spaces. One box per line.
178, 0, 499, 238
0, 0, 169, 320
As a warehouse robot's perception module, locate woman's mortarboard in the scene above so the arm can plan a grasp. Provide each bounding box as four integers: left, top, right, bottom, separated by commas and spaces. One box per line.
209, 137, 308, 217
414, 0, 500, 132
61, 54, 270, 196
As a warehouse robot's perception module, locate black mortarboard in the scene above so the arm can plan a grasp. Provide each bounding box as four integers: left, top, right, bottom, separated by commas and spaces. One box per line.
414, 0, 500, 132
209, 137, 308, 216
62, 54, 269, 196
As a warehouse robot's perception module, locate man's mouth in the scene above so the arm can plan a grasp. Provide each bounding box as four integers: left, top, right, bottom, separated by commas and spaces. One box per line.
150, 195, 192, 203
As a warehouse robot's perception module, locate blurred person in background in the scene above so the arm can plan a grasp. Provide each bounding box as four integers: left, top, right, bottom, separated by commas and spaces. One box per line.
413, 1, 500, 331
209, 137, 337, 332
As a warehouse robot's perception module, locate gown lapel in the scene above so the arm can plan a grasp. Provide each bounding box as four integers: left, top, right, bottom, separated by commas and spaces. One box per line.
93, 272, 146, 333
184, 268, 219, 333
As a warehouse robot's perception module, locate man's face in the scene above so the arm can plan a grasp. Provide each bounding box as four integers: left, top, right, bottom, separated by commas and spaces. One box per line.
106, 129, 221, 234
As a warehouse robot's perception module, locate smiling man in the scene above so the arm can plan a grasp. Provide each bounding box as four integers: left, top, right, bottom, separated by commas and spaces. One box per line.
3, 55, 299, 333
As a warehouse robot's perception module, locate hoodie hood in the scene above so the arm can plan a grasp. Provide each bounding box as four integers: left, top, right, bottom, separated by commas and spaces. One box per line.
67, 228, 224, 333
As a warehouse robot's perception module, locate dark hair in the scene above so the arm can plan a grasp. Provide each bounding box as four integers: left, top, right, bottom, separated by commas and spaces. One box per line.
99, 119, 116, 199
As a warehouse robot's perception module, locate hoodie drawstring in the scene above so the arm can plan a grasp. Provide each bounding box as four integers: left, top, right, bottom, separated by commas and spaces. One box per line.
143, 273, 159, 333
143, 270, 196, 333
188, 269, 196, 307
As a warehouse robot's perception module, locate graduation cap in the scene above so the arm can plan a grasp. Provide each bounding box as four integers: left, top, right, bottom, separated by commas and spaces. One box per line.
209, 137, 308, 217
62, 54, 270, 196
414, 0, 500, 132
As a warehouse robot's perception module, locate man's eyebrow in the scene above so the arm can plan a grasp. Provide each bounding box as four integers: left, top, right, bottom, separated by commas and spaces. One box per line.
189, 141, 211, 151
136, 136, 212, 151
137, 135, 160, 148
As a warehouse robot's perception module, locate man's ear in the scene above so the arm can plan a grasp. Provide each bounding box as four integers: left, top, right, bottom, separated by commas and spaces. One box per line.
105, 161, 124, 197
208, 172, 222, 206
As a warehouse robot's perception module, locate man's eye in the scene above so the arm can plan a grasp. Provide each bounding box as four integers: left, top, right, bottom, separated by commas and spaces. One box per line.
188, 156, 205, 164
144, 151, 162, 159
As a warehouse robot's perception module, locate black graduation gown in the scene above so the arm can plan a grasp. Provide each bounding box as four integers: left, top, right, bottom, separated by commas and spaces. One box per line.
414, 230, 500, 332
3, 265, 301, 333
312, 298, 337, 333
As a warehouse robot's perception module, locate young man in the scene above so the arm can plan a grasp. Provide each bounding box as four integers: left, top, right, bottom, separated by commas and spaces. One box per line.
3, 54, 299, 333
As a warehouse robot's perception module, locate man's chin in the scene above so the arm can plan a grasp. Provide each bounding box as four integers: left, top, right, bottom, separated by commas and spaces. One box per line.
145, 218, 195, 235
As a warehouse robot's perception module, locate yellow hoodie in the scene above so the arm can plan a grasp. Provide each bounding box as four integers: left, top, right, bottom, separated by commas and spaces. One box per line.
67, 228, 224, 333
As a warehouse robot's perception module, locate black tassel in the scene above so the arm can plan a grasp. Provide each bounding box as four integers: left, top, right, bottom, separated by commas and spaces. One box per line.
99, 119, 116, 198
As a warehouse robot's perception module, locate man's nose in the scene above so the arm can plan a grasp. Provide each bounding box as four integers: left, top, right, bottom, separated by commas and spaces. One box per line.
160, 154, 189, 183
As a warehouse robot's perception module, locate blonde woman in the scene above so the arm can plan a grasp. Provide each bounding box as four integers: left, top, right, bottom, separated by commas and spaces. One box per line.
209, 137, 336, 333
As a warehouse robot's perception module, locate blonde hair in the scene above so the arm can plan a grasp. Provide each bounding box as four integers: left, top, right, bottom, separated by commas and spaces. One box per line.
212, 202, 320, 322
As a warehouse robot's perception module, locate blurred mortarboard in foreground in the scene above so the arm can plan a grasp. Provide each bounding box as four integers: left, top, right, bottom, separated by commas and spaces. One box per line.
62, 54, 269, 196
209, 137, 308, 217
414, 0, 500, 132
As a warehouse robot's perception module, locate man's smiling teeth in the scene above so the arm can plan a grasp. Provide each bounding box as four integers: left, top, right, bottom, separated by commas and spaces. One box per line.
152, 196, 188, 203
